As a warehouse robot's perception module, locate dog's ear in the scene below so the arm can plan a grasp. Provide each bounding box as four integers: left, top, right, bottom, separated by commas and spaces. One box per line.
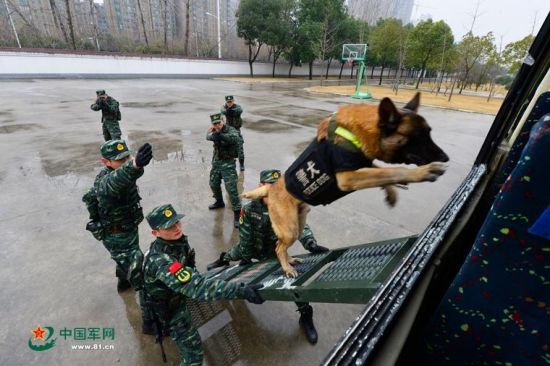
378, 97, 401, 134
404, 92, 420, 112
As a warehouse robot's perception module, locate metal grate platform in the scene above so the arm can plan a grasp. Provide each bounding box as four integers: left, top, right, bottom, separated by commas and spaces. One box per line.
204, 236, 416, 304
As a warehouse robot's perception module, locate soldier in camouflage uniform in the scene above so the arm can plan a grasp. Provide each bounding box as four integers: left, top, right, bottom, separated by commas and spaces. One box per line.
220, 95, 245, 171
207, 169, 329, 345
82, 140, 155, 332
143, 204, 264, 366
206, 113, 242, 228
90, 89, 122, 141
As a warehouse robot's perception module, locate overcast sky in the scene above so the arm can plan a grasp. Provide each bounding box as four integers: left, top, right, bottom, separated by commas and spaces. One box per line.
413, 0, 549, 47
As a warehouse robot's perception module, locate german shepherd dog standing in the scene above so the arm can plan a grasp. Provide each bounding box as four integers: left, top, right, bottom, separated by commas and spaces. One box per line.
242, 93, 449, 277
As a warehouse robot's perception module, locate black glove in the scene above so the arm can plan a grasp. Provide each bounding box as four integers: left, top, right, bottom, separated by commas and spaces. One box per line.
239, 258, 252, 266
309, 245, 329, 254
135, 143, 153, 168
211, 132, 222, 142
242, 283, 264, 304
186, 248, 196, 268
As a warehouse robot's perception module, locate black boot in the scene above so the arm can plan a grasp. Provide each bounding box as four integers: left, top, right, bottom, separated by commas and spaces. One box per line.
207, 252, 229, 270
239, 159, 245, 171
208, 199, 225, 209
142, 320, 155, 335
117, 278, 131, 293
298, 305, 318, 345
233, 210, 240, 228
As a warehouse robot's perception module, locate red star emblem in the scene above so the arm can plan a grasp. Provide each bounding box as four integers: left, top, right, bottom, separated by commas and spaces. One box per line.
32, 326, 46, 341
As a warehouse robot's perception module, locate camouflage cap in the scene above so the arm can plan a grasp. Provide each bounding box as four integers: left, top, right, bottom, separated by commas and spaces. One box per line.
260, 169, 282, 183
100, 139, 131, 160
96, 89, 106, 96
210, 113, 222, 124
224, 95, 234, 101
146, 204, 185, 229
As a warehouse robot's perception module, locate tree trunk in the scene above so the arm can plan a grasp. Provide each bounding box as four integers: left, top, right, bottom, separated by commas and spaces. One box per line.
415, 62, 427, 89
288, 62, 294, 78
88, 0, 100, 50
48, 0, 68, 43
371, 65, 375, 78
325, 57, 332, 79
163, 0, 168, 54
308, 61, 313, 80
338, 62, 344, 79
184, 0, 190, 56
448, 76, 457, 102
63, 0, 76, 49
378, 65, 384, 85
148, 0, 156, 39
136, 0, 149, 46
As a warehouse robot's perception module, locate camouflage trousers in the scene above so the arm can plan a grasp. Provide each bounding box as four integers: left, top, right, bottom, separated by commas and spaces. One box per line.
224, 224, 316, 262
209, 159, 241, 211
169, 309, 203, 366
102, 120, 121, 141
102, 228, 153, 321
236, 129, 244, 163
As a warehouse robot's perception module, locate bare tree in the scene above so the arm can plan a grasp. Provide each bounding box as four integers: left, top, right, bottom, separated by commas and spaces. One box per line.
184, 0, 190, 55
88, 0, 100, 50
136, 0, 149, 46
63, 0, 76, 49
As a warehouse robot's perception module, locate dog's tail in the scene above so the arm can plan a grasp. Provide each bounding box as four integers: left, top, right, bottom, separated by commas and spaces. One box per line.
241, 185, 270, 200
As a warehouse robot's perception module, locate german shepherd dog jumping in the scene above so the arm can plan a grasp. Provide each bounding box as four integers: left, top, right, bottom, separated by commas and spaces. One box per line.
242, 93, 449, 278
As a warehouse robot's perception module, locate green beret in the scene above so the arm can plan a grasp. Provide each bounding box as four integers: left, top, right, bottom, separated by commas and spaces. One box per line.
96, 89, 106, 96
210, 113, 222, 123
146, 204, 185, 229
100, 139, 131, 160
260, 169, 282, 183
224, 95, 234, 101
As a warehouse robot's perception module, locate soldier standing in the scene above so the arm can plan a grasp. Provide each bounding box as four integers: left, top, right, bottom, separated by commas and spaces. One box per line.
143, 204, 264, 366
206, 169, 329, 345
91, 89, 122, 141
220, 95, 245, 171
82, 139, 154, 333
206, 113, 242, 228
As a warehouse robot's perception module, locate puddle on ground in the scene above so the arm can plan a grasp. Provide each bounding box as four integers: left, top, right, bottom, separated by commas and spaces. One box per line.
243, 119, 298, 132
128, 130, 182, 161
0, 123, 42, 134
40, 141, 100, 177
260, 106, 330, 127
122, 101, 183, 108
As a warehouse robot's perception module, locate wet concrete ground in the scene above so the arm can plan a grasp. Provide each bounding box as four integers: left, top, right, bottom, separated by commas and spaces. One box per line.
0, 78, 493, 365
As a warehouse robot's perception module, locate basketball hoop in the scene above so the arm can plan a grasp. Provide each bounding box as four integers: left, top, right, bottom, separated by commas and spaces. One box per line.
346, 59, 354, 67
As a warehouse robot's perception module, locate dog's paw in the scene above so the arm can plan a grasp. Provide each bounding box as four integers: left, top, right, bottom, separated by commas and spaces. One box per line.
383, 186, 398, 207
288, 257, 303, 265
418, 162, 447, 182
240, 191, 252, 199
284, 266, 299, 278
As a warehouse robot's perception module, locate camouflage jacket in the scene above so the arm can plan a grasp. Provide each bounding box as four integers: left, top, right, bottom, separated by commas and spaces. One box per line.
206, 124, 240, 161
237, 199, 318, 261
220, 104, 243, 130
91, 96, 121, 122
143, 235, 244, 305
92, 160, 144, 228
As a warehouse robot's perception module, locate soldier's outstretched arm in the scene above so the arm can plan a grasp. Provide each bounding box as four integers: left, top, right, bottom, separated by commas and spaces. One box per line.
152, 256, 244, 300
98, 160, 144, 196
233, 105, 243, 115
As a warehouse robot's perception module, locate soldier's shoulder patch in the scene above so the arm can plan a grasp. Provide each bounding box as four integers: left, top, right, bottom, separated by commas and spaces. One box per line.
168, 262, 191, 283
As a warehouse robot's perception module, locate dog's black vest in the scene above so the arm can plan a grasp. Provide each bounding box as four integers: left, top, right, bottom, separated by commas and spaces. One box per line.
285, 121, 372, 206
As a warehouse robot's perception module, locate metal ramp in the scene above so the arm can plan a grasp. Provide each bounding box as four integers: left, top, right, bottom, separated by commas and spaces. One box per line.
205, 236, 417, 304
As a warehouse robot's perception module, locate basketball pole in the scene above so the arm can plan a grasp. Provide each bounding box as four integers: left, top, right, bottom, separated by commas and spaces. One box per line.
352, 60, 372, 99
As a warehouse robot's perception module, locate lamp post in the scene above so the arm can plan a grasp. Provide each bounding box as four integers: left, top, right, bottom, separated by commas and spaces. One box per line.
205, 0, 221, 59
